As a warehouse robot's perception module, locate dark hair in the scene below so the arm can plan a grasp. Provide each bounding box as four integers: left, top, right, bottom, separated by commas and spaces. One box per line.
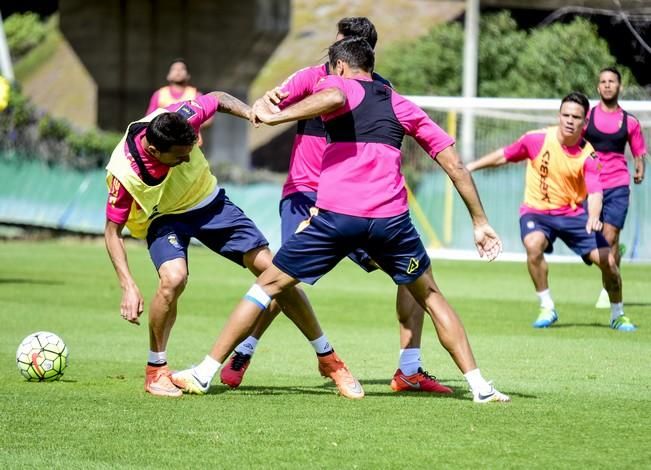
337, 17, 378, 49
329, 37, 375, 73
169, 58, 189, 71
146, 113, 197, 152
599, 66, 621, 83
560, 91, 590, 118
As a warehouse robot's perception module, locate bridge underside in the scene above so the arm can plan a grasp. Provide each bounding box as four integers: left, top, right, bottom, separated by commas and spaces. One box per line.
59, 0, 290, 166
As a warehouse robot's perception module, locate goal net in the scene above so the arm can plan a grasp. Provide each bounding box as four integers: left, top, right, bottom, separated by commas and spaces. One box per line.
401, 96, 651, 262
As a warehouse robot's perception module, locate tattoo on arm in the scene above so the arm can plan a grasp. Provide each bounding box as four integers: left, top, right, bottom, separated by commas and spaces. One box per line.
213, 92, 251, 120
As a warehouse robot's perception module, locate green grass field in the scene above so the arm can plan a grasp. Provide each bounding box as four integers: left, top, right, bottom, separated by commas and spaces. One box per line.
1, 240, 649, 468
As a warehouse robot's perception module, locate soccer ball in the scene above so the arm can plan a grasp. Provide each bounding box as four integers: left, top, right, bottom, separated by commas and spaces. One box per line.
16, 331, 69, 381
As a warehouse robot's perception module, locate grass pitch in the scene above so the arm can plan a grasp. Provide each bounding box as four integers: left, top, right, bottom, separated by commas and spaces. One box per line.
0, 240, 649, 468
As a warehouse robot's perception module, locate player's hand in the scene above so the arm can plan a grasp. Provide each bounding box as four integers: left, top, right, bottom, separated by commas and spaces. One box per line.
120, 285, 143, 325
585, 215, 603, 234
263, 87, 288, 111
473, 223, 502, 261
250, 98, 281, 126
252, 100, 283, 125
633, 157, 645, 184
248, 99, 266, 126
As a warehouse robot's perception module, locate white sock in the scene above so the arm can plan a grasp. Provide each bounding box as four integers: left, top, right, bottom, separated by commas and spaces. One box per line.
536, 289, 555, 309
610, 302, 624, 322
398, 348, 422, 376
464, 368, 492, 395
193, 355, 221, 384
310, 335, 333, 355
148, 350, 167, 365
234, 336, 258, 356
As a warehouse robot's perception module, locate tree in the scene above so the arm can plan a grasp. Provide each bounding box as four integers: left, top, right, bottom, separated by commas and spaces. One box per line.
379, 12, 640, 98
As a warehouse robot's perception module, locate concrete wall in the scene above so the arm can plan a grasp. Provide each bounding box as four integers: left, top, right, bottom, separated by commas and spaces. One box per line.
59, 0, 290, 167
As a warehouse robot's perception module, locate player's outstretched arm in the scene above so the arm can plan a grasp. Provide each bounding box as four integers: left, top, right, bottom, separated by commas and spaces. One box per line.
466, 148, 507, 172
634, 155, 646, 184
436, 146, 502, 261
207, 91, 253, 121
585, 192, 604, 234
255, 88, 345, 126
104, 220, 144, 325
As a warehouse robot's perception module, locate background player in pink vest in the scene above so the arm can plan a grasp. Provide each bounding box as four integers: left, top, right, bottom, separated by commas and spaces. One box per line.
173, 37, 510, 403
147, 59, 200, 113
468, 92, 634, 331
105, 92, 360, 397
146, 59, 210, 145
584, 67, 647, 309
221, 17, 450, 395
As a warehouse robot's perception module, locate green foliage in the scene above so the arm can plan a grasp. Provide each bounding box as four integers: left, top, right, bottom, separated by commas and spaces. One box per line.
6, 84, 35, 127
382, 21, 464, 95
1, 86, 120, 169
66, 129, 122, 167
505, 18, 620, 98
38, 115, 71, 141
13, 17, 63, 83
380, 12, 640, 98
3, 13, 48, 61
476, 12, 526, 97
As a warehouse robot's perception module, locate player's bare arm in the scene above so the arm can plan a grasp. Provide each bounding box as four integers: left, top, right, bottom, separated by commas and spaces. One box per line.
466, 148, 507, 172
436, 146, 502, 261
256, 88, 345, 126
208, 91, 253, 121
634, 155, 646, 184
104, 220, 144, 325
585, 192, 604, 234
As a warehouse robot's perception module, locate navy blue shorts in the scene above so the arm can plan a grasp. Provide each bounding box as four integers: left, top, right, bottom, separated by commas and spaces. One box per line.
279, 192, 378, 273
601, 185, 630, 229
146, 189, 269, 271
273, 209, 430, 285
519, 212, 609, 265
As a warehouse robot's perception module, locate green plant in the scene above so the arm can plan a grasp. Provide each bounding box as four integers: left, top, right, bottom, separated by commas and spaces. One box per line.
380, 13, 640, 98
38, 115, 71, 141
3, 12, 48, 61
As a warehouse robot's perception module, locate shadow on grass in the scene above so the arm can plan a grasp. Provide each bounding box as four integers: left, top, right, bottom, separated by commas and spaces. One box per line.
550, 323, 610, 329
205, 384, 339, 397
0, 278, 64, 285
624, 302, 651, 307
205, 381, 538, 401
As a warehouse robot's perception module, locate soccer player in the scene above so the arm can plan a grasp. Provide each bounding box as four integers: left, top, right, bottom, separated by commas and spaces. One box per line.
146, 59, 210, 145
220, 17, 451, 395
104, 92, 361, 397
173, 37, 510, 403
467, 92, 634, 331
146, 59, 201, 113
585, 67, 647, 309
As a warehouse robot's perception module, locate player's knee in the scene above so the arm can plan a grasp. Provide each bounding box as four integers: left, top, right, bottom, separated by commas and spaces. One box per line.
523, 236, 545, 257
597, 249, 619, 275
243, 246, 273, 275
159, 269, 188, 295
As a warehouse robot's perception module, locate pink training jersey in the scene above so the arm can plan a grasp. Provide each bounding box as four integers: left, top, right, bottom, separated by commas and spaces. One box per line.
277, 64, 329, 198
585, 105, 647, 189
106, 95, 218, 224
146, 88, 203, 115
504, 131, 602, 216
312, 74, 455, 218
